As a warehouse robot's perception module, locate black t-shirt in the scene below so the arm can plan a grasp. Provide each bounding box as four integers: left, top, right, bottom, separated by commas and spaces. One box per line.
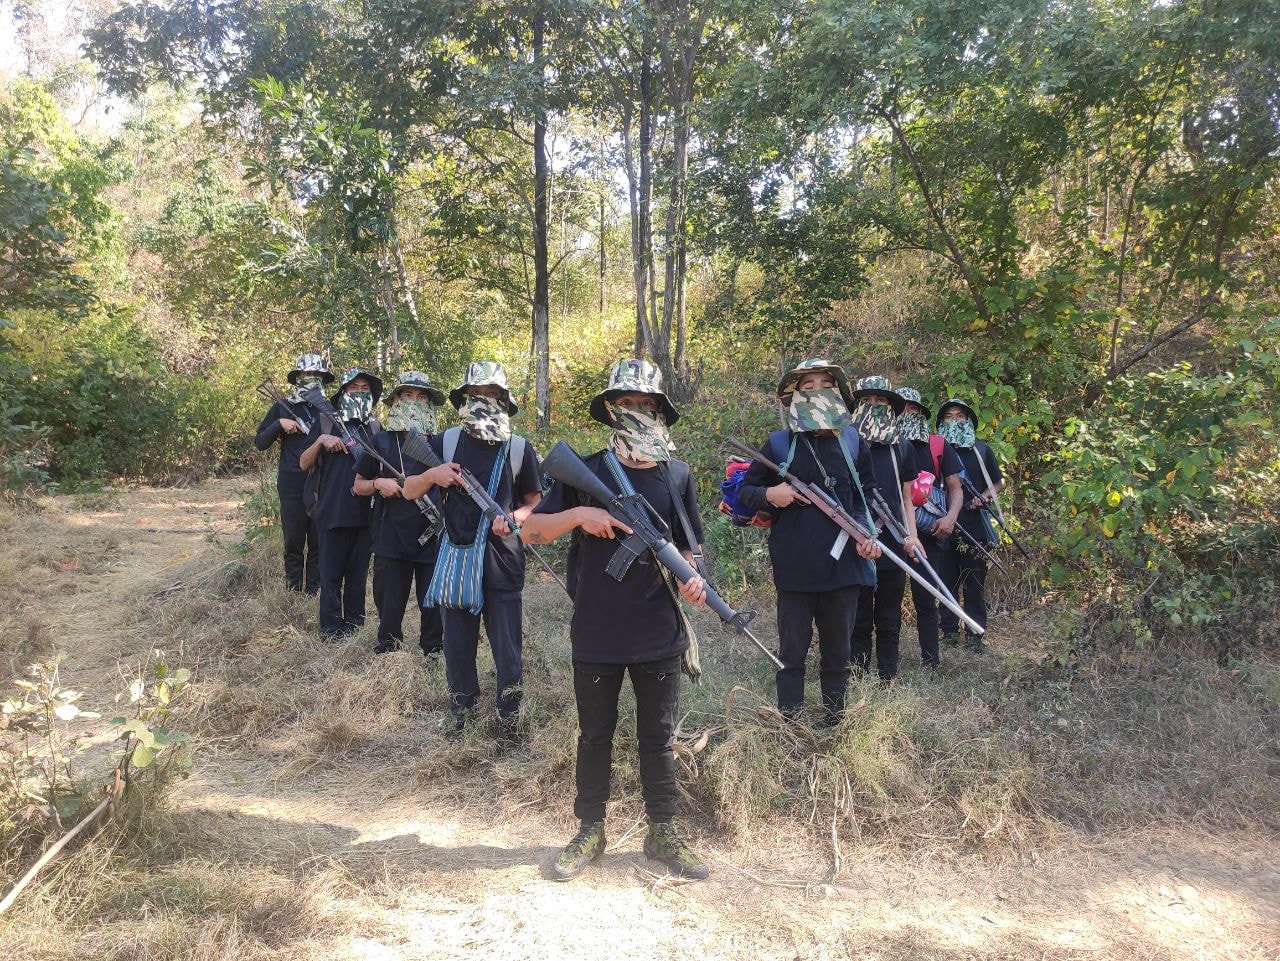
310, 418, 376, 530
738, 430, 879, 593
867, 438, 920, 570
255, 400, 316, 498
355, 432, 440, 563
906, 436, 964, 487
533, 453, 703, 663
431, 430, 542, 593
955, 441, 1003, 544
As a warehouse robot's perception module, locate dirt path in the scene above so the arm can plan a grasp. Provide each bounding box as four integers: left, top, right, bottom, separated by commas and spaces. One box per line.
5, 480, 1278, 961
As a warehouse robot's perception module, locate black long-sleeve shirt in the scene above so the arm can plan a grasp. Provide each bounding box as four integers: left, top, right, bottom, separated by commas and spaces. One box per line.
254, 400, 316, 498
739, 429, 879, 592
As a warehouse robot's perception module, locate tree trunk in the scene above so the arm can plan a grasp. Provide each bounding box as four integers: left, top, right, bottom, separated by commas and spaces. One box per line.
531, 6, 551, 429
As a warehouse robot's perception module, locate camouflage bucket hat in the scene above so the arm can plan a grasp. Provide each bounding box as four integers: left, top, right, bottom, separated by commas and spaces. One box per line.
329, 366, 383, 406
589, 358, 680, 426
896, 386, 931, 418
386, 370, 445, 407
448, 360, 518, 415
935, 397, 979, 429
776, 357, 855, 407
851, 375, 906, 414
287, 353, 335, 385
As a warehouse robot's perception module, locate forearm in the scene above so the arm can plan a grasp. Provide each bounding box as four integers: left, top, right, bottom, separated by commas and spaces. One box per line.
521, 507, 588, 545
298, 440, 323, 471
353, 474, 376, 496
513, 493, 541, 525
945, 475, 963, 519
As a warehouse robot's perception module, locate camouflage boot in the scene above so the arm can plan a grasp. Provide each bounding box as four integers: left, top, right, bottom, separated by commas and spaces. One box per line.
643, 821, 709, 880
551, 820, 606, 881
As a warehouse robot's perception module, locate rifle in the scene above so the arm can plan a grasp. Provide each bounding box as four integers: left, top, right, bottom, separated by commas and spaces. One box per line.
300, 388, 443, 546
916, 497, 1006, 572
399, 430, 569, 596
725, 437, 986, 637
540, 441, 785, 670
870, 489, 960, 608
256, 378, 315, 434
960, 476, 1031, 559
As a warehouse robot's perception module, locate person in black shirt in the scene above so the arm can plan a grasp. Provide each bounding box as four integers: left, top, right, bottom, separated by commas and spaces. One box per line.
935, 398, 1004, 652
401, 361, 541, 744
300, 366, 381, 639
353, 370, 446, 656
254, 353, 333, 594
895, 387, 964, 668
848, 376, 923, 682
737, 358, 881, 724
522, 359, 711, 882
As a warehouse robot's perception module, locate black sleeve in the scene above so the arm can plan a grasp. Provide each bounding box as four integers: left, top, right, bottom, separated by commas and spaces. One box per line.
532, 478, 579, 516
255, 403, 284, 451
514, 441, 542, 499
737, 437, 780, 511
671, 464, 705, 552
940, 440, 964, 479
895, 440, 919, 484
354, 445, 379, 479
981, 442, 1004, 486
854, 439, 877, 527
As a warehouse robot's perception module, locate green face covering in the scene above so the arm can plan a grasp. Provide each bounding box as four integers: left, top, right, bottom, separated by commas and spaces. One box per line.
459, 394, 511, 442
897, 410, 930, 443
292, 375, 324, 401
852, 399, 898, 444
385, 397, 436, 434
939, 418, 976, 449
340, 391, 374, 424
787, 388, 852, 432
606, 403, 674, 463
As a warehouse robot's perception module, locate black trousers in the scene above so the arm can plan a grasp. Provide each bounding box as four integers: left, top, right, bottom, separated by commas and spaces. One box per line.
371, 555, 443, 654
852, 564, 907, 680
775, 586, 862, 717
572, 655, 681, 824
908, 535, 945, 665
317, 525, 372, 636
440, 588, 523, 722
938, 539, 990, 637
279, 495, 319, 593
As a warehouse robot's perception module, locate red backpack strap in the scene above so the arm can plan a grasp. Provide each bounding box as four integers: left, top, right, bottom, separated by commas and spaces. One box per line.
928, 434, 944, 477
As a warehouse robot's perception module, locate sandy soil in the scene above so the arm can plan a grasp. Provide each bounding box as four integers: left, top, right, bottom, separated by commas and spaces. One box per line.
5, 479, 1277, 961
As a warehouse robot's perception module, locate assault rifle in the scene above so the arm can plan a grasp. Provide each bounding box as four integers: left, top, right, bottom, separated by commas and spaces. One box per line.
540, 441, 785, 670
870, 489, 960, 608
960, 476, 1031, 559
399, 430, 569, 595
725, 438, 986, 637
256, 378, 314, 434
300, 388, 443, 546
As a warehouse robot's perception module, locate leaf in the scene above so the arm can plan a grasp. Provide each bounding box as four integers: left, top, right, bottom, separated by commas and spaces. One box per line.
131, 742, 156, 769
1101, 514, 1120, 538
53, 703, 82, 721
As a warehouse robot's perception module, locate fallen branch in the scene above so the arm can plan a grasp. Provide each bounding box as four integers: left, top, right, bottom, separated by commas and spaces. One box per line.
0, 768, 125, 915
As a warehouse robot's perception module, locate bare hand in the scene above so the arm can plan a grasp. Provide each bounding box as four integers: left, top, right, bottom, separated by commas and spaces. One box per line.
857, 538, 882, 560
279, 418, 303, 435
766, 484, 810, 509
932, 516, 956, 538
578, 508, 632, 539
427, 463, 465, 489
492, 514, 514, 536
904, 536, 924, 562
319, 433, 346, 453
679, 575, 708, 607
374, 478, 402, 499
967, 495, 986, 511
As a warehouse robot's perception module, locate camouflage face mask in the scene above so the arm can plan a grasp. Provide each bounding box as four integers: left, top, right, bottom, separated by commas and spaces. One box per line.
939, 418, 977, 449
852, 400, 897, 444
385, 397, 436, 434
292, 375, 324, 401
897, 410, 930, 443
459, 394, 511, 442
606, 403, 673, 463
787, 388, 851, 432
340, 391, 374, 424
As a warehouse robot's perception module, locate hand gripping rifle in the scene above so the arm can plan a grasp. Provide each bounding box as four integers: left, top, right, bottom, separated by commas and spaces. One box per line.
960, 476, 1031, 559
399, 430, 570, 596
915, 495, 1006, 572
256, 378, 315, 434
540, 441, 785, 670
725, 438, 986, 637
299, 388, 443, 546
869, 489, 960, 609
